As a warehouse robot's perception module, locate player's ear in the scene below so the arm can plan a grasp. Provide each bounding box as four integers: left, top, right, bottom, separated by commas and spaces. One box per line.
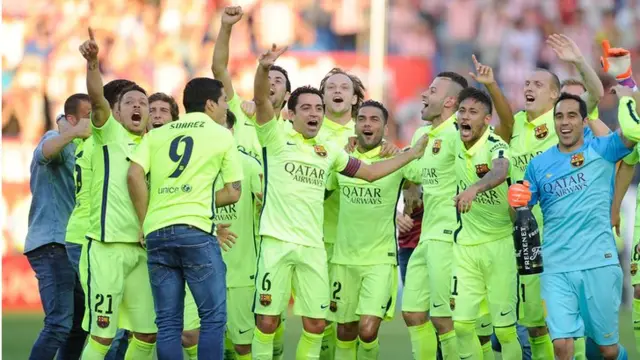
383, 123, 389, 137
288, 108, 295, 120
484, 113, 492, 125
350, 94, 358, 106
284, 92, 291, 102
444, 96, 456, 109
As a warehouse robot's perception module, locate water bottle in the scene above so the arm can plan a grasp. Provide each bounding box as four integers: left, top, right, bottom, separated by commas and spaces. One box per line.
513, 181, 543, 275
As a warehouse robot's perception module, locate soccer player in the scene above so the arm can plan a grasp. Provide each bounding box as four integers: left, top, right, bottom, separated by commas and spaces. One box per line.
560, 78, 612, 138
401, 71, 467, 360
208, 108, 264, 360
483, 34, 606, 360
127, 77, 242, 359
24, 94, 91, 360
451, 87, 521, 360
508, 90, 637, 360
78, 28, 159, 359
65, 79, 136, 360
250, 44, 428, 360
147, 92, 179, 130
326, 100, 412, 359
212, 5, 291, 163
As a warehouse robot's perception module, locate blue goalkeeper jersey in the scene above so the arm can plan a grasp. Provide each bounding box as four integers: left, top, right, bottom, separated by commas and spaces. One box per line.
523, 131, 632, 274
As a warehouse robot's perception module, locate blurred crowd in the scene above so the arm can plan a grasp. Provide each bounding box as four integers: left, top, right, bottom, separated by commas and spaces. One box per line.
4, 0, 640, 146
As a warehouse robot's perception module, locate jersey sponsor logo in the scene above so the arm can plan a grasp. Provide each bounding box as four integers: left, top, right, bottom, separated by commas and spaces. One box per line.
284, 162, 325, 187
458, 180, 502, 205
475, 163, 490, 178
570, 152, 585, 167
320, 304, 329, 309
239, 328, 252, 334
213, 204, 238, 221
97, 315, 110, 328
169, 121, 205, 129
420, 167, 439, 185
314, 145, 328, 157
500, 310, 512, 316
542, 173, 586, 198
534, 124, 549, 140
432, 139, 442, 154
605, 253, 612, 259
512, 151, 543, 174
341, 185, 383, 205
286, 141, 296, 146
259, 294, 271, 306
330, 301, 337, 312
480, 323, 491, 328
631, 263, 638, 276
433, 303, 443, 308
158, 184, 193, 194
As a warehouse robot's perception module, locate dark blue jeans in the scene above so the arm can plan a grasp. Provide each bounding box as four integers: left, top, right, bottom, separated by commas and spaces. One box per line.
26, 243, 86, 360
146, 225, 227, 360
65, 242, 129, 360
398, 247, 415, 285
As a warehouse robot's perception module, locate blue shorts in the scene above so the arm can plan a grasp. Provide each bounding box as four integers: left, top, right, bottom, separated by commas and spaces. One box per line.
541, 265, 622, 346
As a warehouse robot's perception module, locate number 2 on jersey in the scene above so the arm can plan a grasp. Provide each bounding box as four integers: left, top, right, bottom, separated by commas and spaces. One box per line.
168, 135, 194, 178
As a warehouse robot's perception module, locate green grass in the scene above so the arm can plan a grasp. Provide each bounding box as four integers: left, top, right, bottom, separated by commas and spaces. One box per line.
3, 309, 639, 359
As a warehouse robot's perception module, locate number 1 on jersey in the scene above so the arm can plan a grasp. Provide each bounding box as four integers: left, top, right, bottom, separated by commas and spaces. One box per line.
169, 135, 194, 178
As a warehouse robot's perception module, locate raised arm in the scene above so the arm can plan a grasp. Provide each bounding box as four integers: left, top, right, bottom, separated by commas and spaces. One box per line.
612, 85, 640, 147
547, 34, 604, 114
470, 55, 514, 143
41, 117, 91, 162
254, 44, 287, 125
352, 135, 429, 182
211, 6, 243, 100
455, 157, 509, 213
612, 161, 635, 235
79, 28, 111, 128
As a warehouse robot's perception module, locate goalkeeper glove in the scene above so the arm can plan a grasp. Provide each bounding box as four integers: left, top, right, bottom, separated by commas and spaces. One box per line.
601, 39, 637, 91
508, 181, 532, 208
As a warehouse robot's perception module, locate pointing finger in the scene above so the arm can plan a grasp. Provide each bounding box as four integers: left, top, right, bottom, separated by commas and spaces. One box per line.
471, 54, 479, 68
88, 27, 95, 41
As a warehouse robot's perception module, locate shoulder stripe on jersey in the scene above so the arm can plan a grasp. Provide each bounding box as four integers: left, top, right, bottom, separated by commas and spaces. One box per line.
392, 179, 406, 266
453, 185, 463, 243
258, 147, 269, 226
626, 100, 640, 124
86, 240, 94, 333
100, 146, 110, 242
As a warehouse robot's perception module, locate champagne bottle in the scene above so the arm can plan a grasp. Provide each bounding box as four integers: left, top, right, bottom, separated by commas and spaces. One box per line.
513, 181, 543, 275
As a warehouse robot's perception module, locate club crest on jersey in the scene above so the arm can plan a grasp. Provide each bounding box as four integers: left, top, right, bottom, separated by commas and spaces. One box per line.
314, 145, 328, 157
534, 124, 549, 140
449, 298, 456, 311
475, 164, 490, 178
432, 139, 442, 154
260, 294, 272, 306
97, 315, 110, 329
631, 263, 638, 276
570, 152, 585, 167
330, 301, 337, 313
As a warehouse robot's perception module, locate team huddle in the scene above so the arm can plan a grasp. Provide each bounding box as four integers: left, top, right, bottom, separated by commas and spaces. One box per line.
24, 4, 640, 360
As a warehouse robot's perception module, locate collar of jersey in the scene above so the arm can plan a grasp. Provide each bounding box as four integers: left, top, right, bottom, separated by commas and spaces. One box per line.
287, 126, 319, 145
526, 108, 554, 127
128, 130, 142, 143
429, 113, 456, 136
354, 145, 381, 159
323, 116, 354, 131
462, 126, 491, 156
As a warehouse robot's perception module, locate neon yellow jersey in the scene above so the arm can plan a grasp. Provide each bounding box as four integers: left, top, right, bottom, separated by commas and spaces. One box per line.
588, 107, 599, 120
454, 128, 512, 245
318, 117, 355, 245
328, 146, 406, 265
228, 94, 290, 163
129, 112, 243, 236
86, 115, 142, 243
65, 137, 95, 245
404, 114, 458, 243
256, 117, 356, 248
617, 96, 640, 142
214, 150, 263, 287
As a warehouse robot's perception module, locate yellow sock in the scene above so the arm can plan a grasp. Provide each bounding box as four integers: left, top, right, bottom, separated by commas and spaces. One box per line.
530, 334, 554, 360
357, 338, 379, 360
634, 298, 640, 354
574, 337, 586, 360
438, 330, 458, 360
335, 338, 357, 360
320, 323, 336, 360
81, 337, 110, 360
494, 326, 521, 360
184, 344, 198, 360
124, 336, 155, 360
237, 352, 252, 360
454, 321, 482, 359
273, 320, 286, 360
481, 341, 495, 360
253, 328, 275, 360
408, 322, 438, 360
296, 330, 324, 360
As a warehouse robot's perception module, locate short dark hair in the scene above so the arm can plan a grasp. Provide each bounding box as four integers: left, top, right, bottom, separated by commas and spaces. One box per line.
117, 84, 148, 106
226, 109, 236, 129
63, 93, 91, 117
149, 92, 179, 121
270, 65, 291, 93
554, 92, 587, 119
538, 68, 561, 92
437, 71, 468, 89
183, 78, 225, 113
320, 67, 367, 118
104, 79, 136, 108
458, 87, 493, 115
287, 86, 324, 112
358, 100, 389, 123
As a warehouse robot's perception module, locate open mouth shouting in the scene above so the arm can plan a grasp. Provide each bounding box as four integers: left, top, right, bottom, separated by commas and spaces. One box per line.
460, 123, 472, 138
307, 119, 319, 130
361, 129, 374, 141
525, 93, 536, 106
131, 111, 142, 126
333, 96, 344, 104
151, 121, 163, 129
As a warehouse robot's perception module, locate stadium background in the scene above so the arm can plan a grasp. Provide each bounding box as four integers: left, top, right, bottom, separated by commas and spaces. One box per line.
3, 0, 640, 358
